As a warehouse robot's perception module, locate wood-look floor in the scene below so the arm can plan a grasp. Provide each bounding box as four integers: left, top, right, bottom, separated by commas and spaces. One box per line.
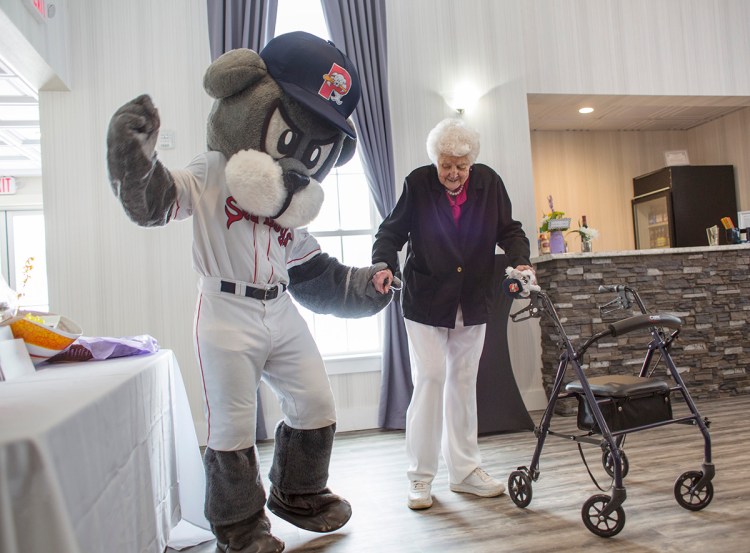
170, 395, 750, 553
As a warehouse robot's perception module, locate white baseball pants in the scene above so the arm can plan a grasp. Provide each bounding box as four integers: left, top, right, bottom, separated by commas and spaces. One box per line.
195, 280, 336, 451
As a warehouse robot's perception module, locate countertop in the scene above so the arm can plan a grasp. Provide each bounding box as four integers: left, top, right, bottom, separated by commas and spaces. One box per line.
532, 242, 750, 264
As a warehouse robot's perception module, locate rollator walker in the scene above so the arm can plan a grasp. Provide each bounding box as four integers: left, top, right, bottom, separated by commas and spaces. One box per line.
503, 280, 715, 537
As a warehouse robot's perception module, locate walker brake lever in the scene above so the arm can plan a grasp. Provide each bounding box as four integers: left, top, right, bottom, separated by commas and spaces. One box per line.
598, 296, 623, 317
598, 290, 633, 316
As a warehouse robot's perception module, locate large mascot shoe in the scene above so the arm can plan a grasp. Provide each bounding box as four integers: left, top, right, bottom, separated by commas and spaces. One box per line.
213, 511, 284, 553
267, 486, 352, 533
267, 422, 351, 532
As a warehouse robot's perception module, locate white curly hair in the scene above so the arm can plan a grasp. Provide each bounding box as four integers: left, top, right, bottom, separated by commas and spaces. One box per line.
425, 118, 480, 166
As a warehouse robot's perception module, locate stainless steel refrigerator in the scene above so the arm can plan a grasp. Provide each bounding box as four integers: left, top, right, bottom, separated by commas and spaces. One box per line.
632, 165, 737, 249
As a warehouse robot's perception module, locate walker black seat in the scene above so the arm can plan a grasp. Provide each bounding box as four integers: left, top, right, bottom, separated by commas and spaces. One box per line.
566, 375, 672, 434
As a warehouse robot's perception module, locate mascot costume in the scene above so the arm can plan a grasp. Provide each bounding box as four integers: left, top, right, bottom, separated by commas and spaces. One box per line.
106, 32, 393, 553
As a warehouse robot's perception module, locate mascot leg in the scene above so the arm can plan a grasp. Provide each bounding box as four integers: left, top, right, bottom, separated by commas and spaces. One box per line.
266, 422, 352, 532
204, 447, 285, 553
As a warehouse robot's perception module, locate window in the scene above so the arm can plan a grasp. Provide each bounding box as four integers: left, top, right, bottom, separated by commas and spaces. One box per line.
0, 210, 49, 312
276, 0, 383, 358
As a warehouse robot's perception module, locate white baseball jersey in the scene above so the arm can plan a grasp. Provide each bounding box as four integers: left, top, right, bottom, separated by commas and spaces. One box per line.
170, 151, 321, 285
169, 151, 336, 451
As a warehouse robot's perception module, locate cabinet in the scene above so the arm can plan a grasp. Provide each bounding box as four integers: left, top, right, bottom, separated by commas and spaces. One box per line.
632, 165, 737, 249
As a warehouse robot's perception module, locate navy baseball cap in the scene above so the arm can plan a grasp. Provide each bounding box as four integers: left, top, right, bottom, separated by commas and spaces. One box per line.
260, 31, 361, 138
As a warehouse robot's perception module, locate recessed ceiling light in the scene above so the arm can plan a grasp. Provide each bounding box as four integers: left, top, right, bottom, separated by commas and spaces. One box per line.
579, 107, 594, 114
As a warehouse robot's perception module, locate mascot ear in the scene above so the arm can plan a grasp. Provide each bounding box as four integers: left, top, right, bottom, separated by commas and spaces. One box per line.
204, 48, 268, 99
335, 119, 357, 167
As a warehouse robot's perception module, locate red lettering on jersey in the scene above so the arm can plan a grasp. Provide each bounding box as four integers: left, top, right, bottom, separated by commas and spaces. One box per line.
224, 198, 293, 246
278, 229, 292, 247
225, 197, 251, 229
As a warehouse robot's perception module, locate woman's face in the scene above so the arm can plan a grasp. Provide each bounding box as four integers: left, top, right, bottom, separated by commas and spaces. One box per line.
437, 154, 471, 191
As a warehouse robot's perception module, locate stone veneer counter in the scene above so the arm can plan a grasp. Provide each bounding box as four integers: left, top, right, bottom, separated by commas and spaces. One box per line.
531, 244, 750, 410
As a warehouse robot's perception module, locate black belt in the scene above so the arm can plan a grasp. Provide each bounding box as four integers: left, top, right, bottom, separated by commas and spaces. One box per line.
220, 280, 286, 300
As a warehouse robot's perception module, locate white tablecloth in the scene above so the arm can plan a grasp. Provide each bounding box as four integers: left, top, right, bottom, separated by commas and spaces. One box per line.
0, 350, 210, 553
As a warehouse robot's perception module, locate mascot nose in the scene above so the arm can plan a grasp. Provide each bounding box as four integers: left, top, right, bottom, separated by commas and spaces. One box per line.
271, 169, 311, 220
283, 170, 310, 196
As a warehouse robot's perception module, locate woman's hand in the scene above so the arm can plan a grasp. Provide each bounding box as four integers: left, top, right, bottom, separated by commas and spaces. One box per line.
372, 268, 394, 294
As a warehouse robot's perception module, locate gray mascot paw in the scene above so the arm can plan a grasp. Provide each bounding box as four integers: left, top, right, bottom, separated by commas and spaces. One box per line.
342, 262, 395, 318
106, 94, 177, 227
288, 257, 395, 318
106, 94, 160, 183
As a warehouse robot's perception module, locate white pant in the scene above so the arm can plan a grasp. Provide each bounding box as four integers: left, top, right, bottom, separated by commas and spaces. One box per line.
194, 285, 336, 451
404, 308, 487, 484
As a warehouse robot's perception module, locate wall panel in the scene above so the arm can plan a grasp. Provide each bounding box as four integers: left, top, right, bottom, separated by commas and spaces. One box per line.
523, 0, 750, 97
40, 0, 211, 441
688, 107, 750, 211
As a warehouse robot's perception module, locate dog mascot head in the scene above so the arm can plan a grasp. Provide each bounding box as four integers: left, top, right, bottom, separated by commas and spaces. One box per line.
204, 31, 360, 229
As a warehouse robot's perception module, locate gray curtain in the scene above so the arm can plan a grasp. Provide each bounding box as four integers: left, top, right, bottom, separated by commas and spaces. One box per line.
206, 0, 278, 60
321, 0, 412, 429
205, 0, 279, 440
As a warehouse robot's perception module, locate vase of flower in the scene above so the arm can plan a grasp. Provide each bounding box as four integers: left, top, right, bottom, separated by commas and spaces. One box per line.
568, 216, 599, 254
539, 195, 571, 254
549, 230, 566, 253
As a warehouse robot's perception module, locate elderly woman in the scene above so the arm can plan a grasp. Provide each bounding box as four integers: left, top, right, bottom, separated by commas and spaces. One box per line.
371, 118, 533, 510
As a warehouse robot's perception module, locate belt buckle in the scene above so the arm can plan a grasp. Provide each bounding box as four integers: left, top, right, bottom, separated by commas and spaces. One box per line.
263, 287, 272, 300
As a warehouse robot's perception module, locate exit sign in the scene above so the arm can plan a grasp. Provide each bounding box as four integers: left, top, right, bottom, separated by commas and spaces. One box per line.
23, 0, 46, 23
0, 177, 17, 195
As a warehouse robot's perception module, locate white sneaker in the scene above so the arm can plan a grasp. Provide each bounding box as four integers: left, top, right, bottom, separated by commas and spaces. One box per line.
407, 480, 433, 510
450, 467, 505, 497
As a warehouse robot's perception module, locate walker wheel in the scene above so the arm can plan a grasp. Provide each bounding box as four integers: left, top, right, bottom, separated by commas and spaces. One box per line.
508, 470, 533, 508
602, 448, 629, 479
674, 470, 713, 511
581, 494, 626, 537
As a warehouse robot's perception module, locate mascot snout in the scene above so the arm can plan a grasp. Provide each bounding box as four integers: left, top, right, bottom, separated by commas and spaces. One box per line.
224, 148, 323, 229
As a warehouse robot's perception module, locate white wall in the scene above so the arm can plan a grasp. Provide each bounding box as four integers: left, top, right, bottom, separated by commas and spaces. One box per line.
38, 0, 212, 440
522, 0, 750, 97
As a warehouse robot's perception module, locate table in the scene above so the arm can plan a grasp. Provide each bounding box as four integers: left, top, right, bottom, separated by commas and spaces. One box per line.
0, 350, 210, 553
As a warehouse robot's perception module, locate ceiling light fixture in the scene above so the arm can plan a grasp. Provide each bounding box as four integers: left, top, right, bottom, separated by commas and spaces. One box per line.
578, 107, 594, 114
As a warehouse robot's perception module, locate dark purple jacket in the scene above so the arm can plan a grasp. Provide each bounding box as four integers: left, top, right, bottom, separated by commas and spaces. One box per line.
372, 163, 530, 328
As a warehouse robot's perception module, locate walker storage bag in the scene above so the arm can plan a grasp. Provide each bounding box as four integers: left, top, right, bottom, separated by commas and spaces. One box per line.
566, 375, 672, 434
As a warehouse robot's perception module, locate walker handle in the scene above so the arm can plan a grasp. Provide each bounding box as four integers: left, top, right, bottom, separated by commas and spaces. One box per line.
608, 313, 682, 337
